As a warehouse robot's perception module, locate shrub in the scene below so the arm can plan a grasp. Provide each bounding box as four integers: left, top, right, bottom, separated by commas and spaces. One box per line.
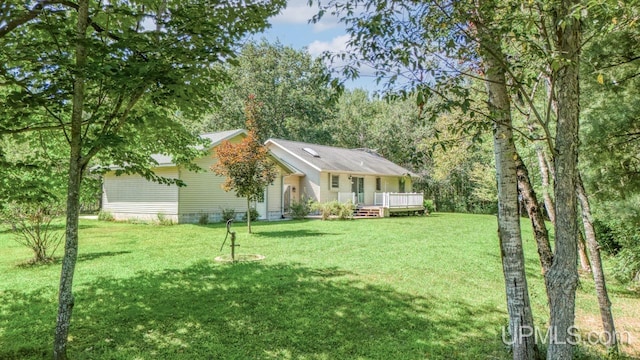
613, 247, 640, 285
1, 202, 63, 264
336, 201, 354, 220
312, 201, 334, 220
198, 213, 209, 225
289, 200, 311, 219
242, 208, 260, 222
312, 200, 354, 220
98, 210, 114, 222
423, 199, 436, 215
221, 208, 236, 222
157, 213, 175, 226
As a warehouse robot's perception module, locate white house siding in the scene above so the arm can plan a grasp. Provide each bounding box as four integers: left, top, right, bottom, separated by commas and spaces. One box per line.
266, 171, 284, 220
102, 167, 179, 221
268, 146, 321, 202
322, 172, 350, 202
283, 176, 301, 204
178, 154, 248, 223
320, 173, 412, 205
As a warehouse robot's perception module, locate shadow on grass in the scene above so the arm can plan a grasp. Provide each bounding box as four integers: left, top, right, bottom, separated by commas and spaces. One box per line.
1, 262, 510, 360
78, 251, 132, 263
252, 230, 342, 239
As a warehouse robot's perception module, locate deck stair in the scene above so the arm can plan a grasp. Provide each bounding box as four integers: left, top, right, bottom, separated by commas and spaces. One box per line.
353, 206, 381, 218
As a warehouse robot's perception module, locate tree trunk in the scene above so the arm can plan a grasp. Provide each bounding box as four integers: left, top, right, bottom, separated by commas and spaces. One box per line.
576, 173, 617, 351
247, 197, 252, 234
476, 8, 539, 358
53, 1, 88, 358
577, 230, 592, 273
535, 146, 555, 224
547, 0, 581, 357
538, 142, 590, 273
515, 153, 553, 275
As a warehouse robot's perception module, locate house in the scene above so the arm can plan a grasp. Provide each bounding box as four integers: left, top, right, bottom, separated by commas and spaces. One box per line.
101, 129, 292, 223
265, 138, 424, 217
101, 130, 424, 223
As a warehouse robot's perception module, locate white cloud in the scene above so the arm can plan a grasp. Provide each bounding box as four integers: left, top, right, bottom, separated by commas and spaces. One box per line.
272, 0, 340, 32
307, 34, 350, 57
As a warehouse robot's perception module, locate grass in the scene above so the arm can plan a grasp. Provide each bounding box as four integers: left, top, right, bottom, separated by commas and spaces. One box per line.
0, 213, 638, 359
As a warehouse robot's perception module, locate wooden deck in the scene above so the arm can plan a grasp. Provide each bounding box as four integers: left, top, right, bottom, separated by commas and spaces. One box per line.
354, 205, 425, 218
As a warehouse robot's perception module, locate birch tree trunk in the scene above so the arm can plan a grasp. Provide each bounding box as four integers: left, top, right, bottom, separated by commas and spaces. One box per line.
577, 231, 592, 273
476, 6, 539, 358
535, 146, 555, 224
515, 154, 553, 275
576, 173, 617, 351
547, 0, 581, 357
54, 1, 88, 358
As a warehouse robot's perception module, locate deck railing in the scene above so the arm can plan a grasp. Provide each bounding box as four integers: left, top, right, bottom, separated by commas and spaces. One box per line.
374, 192, 424, 208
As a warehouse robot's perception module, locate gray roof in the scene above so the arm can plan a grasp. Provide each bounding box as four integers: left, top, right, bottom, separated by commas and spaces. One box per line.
266, 138, 412, 176
151, 129, 246, 166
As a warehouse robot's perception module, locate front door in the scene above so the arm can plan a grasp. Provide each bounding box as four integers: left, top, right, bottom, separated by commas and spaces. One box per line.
351, 177, 365, 204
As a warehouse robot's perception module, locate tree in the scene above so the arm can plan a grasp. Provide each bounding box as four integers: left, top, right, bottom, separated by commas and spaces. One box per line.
0, 132, 68, 263
474, 2, 539, 357
200, 40, 338, 143
0, 1, 285, 358
329, 89, 431, 171
313, 1, 541, 358
212, 95, 277, 234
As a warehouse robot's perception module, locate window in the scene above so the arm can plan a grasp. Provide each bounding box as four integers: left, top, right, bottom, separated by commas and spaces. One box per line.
399, 178, 405, 193
331, 174, 340, 189
376, 177, 382, 191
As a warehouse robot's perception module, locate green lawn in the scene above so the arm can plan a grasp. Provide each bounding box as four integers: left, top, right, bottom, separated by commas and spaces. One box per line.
0, 213, 638, 359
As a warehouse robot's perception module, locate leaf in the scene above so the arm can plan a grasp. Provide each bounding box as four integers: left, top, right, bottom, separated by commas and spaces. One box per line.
597, 73, 604, 85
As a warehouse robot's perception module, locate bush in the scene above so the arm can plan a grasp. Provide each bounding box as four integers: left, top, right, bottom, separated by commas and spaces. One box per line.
423, 199, 436, 215
613, 247, 640, 285
98, 210, 114, 222
593, 219, 622, 255
242, 208, 260, 222
221, 208, 236, 222
198, 213, 209, 225
1, 202, 63, 264
157, 212, 175, 226
312, 200, 354, 220
336, 201, 354, 220
289, 200, 311, 219
312, 201, 334, 220
593, 211, 640, 285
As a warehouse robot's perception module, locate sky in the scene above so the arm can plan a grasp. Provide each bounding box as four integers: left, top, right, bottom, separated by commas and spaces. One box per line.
248, 0, 378, 92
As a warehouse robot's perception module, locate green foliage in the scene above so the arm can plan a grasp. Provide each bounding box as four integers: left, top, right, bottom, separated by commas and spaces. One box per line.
423, 199, 436, 215
592, 204, 640, 285
221, 208, 236, 222
612, 247, 640, 286
329, 90, 431, 170
212, 98, 278, 203
198, 214, 209, 226
242, 208, 260, 222
311, 200, 354, 220
0, 0, 286, 186
289, 200, 312, 219
97, 211, 114, 222
200, 40, 338, 143
156, 213, 175, 226
312, 201, 334, 220
0, 133, 67, 207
